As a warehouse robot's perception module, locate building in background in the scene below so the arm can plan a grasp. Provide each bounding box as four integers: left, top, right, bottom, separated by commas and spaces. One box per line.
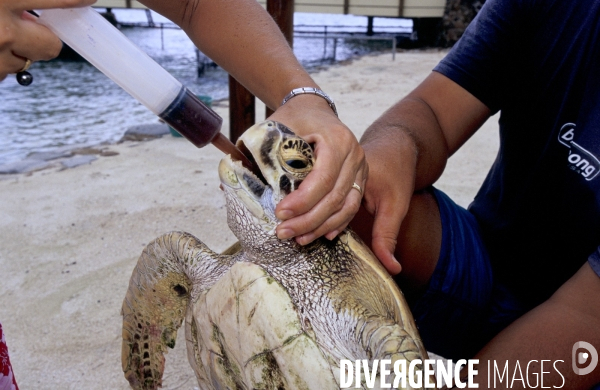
94, 0, 449, 46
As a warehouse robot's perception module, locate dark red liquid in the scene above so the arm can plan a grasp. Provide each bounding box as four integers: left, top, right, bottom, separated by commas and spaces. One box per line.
159, 87, 222, 147
159, 87, 253, 169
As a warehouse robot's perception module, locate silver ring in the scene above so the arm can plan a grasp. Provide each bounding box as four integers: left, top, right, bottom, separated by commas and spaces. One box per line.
18, 58, 32, 73
351, 182, 363, 196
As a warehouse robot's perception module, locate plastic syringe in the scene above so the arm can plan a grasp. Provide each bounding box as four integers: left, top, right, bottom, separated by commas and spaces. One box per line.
36, 7, 252, 168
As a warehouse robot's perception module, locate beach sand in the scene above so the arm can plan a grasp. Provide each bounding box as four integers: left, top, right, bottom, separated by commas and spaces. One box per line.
0, 49, 499, 389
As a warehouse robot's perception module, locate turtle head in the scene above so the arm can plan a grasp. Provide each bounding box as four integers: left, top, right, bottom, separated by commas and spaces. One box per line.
218, 120, 314, 238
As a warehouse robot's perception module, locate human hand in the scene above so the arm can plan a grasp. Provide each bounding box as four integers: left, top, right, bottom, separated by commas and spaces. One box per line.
268, 94, 368, 246
357, 130, 418, 275
0, 0, 96, 81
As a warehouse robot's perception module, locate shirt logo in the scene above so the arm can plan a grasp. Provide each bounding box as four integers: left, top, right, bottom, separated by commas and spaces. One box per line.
558, 123, 600, 181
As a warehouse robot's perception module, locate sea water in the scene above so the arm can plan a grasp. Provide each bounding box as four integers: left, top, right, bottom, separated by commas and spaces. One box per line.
0, 9, 410, 166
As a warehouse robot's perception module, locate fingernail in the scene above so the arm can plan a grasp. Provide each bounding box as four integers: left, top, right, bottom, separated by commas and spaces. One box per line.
297, 234, 315, 246
277, 209, 294, 220
277, 228, 295, 240
391, 255, 402, 272
325, 230, 339, 240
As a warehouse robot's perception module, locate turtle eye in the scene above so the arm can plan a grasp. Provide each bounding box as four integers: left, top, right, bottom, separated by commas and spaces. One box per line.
278, 137, 314, 176
285, 159, 308, 170
173, 284, 188, 297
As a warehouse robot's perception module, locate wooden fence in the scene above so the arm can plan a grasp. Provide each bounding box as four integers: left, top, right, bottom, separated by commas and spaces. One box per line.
93, 0, 445, 17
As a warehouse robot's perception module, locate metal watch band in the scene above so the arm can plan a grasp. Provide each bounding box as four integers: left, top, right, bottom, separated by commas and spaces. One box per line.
281, 87, 338, 117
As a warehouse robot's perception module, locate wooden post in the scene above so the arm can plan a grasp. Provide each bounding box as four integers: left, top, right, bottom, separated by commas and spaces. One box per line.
228, 0, 294, 139
267, 0, 294, 45
265, 0, 294, 117
366, 16, 374, 36
228, 76, 255, 143
145, 9, 155, 27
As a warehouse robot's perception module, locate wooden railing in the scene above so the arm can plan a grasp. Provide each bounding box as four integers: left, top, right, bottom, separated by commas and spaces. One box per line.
92, 0, 445, 17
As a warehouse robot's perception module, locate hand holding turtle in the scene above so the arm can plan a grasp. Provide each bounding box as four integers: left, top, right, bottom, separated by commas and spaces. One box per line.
0, 0, 96, 81
269, 93, 368, 246
355, 126, 418, 275
351, 74, 491, 275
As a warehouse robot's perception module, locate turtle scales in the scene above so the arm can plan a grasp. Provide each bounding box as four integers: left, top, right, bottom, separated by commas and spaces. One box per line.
121, 121, 431, 389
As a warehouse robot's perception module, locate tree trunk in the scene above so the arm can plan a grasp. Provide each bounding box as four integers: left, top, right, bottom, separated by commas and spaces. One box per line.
440, 0, 486, 47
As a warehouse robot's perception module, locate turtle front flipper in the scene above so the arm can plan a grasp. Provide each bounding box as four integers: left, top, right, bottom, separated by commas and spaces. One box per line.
356, 317, 435, 389
121, 231, 234, 390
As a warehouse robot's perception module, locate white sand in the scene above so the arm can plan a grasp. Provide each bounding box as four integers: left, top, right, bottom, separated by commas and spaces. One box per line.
0, 49, 499, 389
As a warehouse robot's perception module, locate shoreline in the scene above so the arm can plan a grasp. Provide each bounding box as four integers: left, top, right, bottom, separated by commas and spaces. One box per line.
0, 37, 402, 170
0, 124, 171, 175
0, 49, 499, 389
0, 47, 401, 174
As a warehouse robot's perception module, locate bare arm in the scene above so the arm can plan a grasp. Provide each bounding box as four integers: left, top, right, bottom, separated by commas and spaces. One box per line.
139, 0, 367, 244
139, 0, 309, 109
468, 263, 600, 389
359, 71, 490, 273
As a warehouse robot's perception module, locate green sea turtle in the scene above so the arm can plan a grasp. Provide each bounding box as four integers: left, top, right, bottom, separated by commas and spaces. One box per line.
121, 120, 432, 389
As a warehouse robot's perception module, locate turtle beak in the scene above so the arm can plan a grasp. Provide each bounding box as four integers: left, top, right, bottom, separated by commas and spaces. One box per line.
218, 156, 242, 190
218, 155, 267, 197
234, 138, 267, 185
218, 155, 270, 220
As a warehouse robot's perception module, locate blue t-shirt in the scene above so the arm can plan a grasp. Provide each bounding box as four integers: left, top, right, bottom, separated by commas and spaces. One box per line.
434, 0, 600, 306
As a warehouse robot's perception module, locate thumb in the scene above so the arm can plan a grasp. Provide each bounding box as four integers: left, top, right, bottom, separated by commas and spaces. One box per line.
370, 202, 405, 275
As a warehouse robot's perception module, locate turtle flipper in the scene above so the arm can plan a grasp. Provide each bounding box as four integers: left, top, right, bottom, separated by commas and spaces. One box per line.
352, 317, 435, 390
121, 231, 233, 390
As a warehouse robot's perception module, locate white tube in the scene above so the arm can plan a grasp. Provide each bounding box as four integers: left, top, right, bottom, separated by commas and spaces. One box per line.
37, 7, 182, 115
